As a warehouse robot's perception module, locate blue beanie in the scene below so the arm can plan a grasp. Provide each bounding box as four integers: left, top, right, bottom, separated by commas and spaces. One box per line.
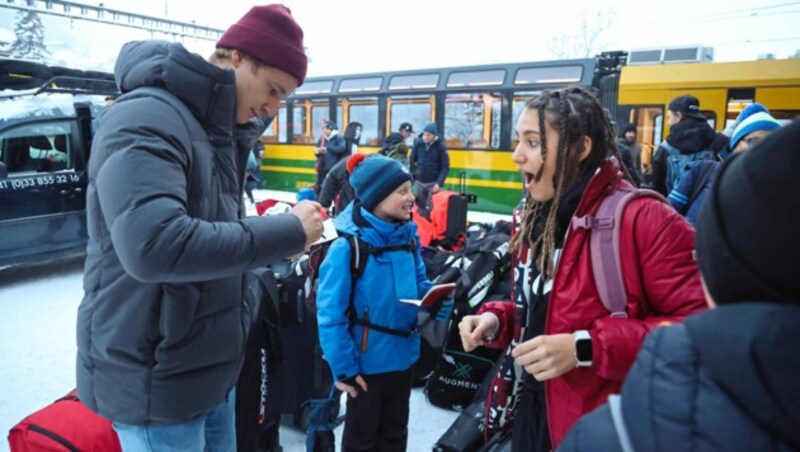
348, 154, 412, 211
423, 122, 438, 135
730, 103, 781, 150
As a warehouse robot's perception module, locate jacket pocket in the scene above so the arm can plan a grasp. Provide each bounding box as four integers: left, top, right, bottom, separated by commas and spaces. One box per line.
158, 283, 202, 348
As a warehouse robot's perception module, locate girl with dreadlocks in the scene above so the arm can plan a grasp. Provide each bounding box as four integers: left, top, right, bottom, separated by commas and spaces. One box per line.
458, 87, 707, 450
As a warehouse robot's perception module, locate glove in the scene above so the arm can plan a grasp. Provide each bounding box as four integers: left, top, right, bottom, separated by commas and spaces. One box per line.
434, 298, 455, 322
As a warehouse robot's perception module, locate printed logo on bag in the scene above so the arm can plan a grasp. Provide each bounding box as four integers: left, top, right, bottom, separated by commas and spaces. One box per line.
437, 374, 481, 391
453, 362, 473, 380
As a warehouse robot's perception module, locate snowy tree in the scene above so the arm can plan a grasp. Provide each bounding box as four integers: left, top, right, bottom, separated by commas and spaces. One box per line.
10, 9, 50, 63
549, 7, 616, 59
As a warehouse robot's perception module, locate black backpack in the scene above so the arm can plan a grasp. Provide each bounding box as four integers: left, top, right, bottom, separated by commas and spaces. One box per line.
235, 268, 284, 452
412, 246, 467, 385
423, 233, 512, 410
306, 231, 419, 338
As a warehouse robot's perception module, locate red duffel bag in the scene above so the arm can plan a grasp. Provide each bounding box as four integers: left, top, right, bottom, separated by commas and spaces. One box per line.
8, 389, 121, 452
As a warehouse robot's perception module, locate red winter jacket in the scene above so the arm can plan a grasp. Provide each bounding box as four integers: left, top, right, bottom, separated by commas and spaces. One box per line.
479, 158, 707, 447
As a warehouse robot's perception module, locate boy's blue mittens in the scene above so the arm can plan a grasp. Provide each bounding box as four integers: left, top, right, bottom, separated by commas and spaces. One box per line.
434, 298, 455, 322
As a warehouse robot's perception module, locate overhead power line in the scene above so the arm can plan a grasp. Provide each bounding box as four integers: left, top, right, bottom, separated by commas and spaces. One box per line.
0, 0, 223, 41
715, 36, 800, 46
685, 1, 800, 20
619, 1, 800, 28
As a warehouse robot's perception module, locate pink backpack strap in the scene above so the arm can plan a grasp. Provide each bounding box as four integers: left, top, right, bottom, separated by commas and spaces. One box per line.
571, 186, 666, 318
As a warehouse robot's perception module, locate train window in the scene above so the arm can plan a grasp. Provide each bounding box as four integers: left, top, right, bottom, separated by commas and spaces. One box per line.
654, 114, 663, 148
0, 121, 72, 174
389, 74, 439, 90
726, 89, 756, 129
701, 110, 717, 130
388, 95, 434, 138
292, 105, 306, 143
345, 97, 379, 146
261, 105, 287, 143
770, 110, 800, 125
291, 99, 330, 144
490, 99, 502, 149
447, 70, 505, 88
339, 77, 382, 93
514, 66, 583, 85
510, 92, 540, 148
725, 106, 799, 129
295, 80, 334, 96
444, 92, 501, 150
620, 106, 664, 169
311, 102, 329, 140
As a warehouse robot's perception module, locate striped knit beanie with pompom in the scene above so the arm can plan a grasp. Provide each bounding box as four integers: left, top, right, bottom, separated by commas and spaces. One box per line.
347, 154, 412, 211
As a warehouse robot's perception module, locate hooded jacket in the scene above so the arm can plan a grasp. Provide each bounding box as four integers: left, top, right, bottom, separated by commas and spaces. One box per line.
479, 158, 706, 446
76, 41, 306, 424
560, 304, 800, 451
651, 117, 716, 195
316, 202, 432, 381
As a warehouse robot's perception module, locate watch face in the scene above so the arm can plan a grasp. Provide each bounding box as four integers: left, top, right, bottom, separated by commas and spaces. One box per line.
576, 338, 593, 362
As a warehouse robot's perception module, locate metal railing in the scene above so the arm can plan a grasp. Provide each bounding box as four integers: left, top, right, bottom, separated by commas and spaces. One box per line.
1, 0, 224, 41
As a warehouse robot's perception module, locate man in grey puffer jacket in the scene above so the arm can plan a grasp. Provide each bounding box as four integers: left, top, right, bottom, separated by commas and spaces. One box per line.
76, 5, 323, 450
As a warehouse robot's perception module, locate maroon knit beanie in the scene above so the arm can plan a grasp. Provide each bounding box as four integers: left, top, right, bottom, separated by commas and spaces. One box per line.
217, 4, 307, 86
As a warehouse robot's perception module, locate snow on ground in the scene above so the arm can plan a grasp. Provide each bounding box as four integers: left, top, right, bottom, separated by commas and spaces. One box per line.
0, 189, 510, 451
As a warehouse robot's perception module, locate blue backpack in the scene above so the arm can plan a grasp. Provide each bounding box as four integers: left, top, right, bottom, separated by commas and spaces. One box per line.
661, 141, 715, 194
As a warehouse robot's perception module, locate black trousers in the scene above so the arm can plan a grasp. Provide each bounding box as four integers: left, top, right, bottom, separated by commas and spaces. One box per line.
342, 369, 412, 452
512, 384, 551, 452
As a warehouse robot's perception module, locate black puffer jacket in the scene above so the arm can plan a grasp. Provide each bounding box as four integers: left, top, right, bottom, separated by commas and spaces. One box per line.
560, 303, 800, 452
76, 41, 307, 424
651, 118, 716, 195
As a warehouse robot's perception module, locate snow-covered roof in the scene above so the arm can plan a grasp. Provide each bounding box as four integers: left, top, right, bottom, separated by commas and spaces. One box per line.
0, 92, 104, 128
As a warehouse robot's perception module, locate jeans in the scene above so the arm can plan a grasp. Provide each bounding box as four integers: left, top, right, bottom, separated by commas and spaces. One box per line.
112, 389, 236, 452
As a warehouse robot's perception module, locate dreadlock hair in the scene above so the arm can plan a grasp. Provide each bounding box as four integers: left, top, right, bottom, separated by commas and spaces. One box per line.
509, 86, 632, 278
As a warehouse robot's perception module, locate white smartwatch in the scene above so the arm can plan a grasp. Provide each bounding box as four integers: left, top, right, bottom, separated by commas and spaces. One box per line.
574, 330, 593, 367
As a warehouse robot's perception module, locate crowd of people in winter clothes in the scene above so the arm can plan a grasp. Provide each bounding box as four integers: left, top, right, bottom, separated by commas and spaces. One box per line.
459, 88, 797, 451
310, 91, 795, 451
316, 120, 451, 221
61, 1, 799, 450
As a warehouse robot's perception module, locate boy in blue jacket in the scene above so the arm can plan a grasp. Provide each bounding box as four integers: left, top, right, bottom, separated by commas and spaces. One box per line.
316, 153, 453, 452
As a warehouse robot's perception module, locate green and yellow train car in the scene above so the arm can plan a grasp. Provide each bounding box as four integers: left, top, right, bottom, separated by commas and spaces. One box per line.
259, 54, 800, 214
617, 58, 800, 168
258, 58, 601, 214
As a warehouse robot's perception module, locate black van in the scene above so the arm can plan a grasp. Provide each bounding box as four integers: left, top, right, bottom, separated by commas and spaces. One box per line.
0, 60, 117, 267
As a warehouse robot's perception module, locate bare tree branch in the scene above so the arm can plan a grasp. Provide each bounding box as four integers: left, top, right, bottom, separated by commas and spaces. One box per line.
549, 7, 616, 59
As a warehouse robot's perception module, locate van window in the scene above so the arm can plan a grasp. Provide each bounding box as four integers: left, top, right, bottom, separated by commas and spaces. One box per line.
0, 121, 72, 174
